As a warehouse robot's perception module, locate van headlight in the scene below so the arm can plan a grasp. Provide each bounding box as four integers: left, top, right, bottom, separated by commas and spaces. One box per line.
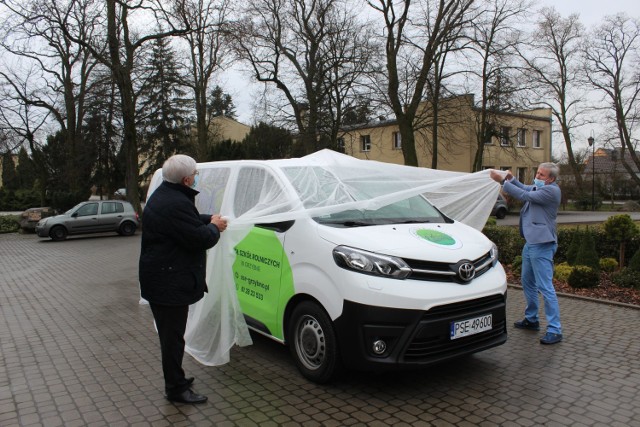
333, 246, 412, 279
490, 243, 499, 266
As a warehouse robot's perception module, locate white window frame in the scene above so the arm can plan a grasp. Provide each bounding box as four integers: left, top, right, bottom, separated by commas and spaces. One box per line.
500, 127, 511, 146
517, 128, 526, 147
361, 135, 371, 152
337, 137, 345, 150
532, 130, 541, 148
517, 167, 526, 183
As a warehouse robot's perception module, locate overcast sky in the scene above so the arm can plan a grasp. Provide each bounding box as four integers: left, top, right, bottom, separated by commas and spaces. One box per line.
541, 0, 639, 26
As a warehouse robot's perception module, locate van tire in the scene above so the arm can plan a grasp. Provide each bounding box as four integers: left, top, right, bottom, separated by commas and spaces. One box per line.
495, 207, 507, 219
288, 301, 341, 384
50, 226, 67, 241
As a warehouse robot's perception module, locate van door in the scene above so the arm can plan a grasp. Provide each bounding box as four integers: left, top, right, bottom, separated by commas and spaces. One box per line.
230, 166, 292, 340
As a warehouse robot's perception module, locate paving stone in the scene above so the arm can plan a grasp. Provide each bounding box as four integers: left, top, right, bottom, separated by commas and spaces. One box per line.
1, 233, 640, 426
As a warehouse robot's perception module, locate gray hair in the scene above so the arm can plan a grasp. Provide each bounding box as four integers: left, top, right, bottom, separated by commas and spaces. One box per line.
162, 154, 197, 184
539, 162, 559, 179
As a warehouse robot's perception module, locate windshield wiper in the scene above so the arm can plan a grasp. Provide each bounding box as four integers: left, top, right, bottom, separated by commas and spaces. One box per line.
320, 220, 373, 227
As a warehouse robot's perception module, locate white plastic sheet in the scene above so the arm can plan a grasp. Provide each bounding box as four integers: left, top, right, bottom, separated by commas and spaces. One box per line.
145, 149, 502, 366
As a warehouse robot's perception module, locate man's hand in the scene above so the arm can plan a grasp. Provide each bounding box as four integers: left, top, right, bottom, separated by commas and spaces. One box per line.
490, 169, 512, 183
210, 214, 228, 232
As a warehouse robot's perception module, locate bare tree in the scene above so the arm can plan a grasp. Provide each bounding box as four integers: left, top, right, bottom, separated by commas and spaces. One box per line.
0, 0, 103, 193
368, 0, 474, 167
173, 0, 233, 160
321, 7, 377, 150
0, 67, 51, 154
233, 0, 371, 155
463, 0, 530, 172
584, 13, 640, 187
420, 11, 469, 169
0, 67, 53, 204
60, 0, 192, 212
518, 7, 587, 188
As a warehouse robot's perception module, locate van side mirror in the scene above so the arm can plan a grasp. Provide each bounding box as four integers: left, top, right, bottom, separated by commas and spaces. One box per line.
71, 212, 78, 218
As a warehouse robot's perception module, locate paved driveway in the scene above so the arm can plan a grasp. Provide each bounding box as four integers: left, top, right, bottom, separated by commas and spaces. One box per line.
0, 232, 639, 426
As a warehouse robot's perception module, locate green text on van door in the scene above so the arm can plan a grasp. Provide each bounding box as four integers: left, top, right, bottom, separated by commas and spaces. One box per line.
232, 228, 293, 339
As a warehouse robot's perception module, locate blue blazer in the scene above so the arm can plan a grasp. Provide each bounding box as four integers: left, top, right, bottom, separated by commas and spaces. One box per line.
502, 179, 561, 244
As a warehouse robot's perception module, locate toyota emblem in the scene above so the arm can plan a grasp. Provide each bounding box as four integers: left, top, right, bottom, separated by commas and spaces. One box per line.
457, 262, 476, 282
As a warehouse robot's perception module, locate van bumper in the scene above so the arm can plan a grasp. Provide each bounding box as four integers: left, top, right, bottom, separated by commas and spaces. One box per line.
333, 292, 507, 371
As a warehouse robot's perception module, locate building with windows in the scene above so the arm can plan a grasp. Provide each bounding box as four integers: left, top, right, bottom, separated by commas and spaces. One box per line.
337, 94, 552, 182
583, 147, 640, 201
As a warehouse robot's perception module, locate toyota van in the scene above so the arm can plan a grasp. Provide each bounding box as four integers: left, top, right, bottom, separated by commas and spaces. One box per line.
147, 154, 507, 383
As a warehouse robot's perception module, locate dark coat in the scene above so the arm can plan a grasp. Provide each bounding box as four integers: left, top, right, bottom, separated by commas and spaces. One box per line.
139, 181, 221, 306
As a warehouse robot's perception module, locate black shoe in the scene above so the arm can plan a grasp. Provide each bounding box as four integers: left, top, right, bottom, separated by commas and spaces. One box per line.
186, 377, 194, 386
166, 389, 207, 404
513, 318, 540, 331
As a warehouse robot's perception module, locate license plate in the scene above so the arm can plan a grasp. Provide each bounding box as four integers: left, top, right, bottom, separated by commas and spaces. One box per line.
450, 314, 492, 340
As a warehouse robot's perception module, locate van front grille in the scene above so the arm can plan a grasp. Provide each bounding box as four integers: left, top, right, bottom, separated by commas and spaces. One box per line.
402, 251, 495, 283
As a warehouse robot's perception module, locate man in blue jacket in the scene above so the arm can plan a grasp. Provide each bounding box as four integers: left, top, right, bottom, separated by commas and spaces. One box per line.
140, 154, 227, 404
490, 163, 563, 345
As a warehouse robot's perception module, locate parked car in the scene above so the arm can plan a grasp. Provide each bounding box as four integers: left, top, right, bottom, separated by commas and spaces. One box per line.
35, 200, 139, 241
491, 194, 509, 219
114, 188, 126, 199
19, 207, 55, 232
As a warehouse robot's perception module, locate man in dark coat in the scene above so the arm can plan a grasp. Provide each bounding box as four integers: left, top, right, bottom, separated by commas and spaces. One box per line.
139, 154, 227, 404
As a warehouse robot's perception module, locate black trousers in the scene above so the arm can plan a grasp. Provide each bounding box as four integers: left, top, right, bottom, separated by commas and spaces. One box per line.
149, 303, 191, 396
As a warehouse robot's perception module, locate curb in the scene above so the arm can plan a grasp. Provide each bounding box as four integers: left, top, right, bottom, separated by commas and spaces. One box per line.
507, 283, 640, 310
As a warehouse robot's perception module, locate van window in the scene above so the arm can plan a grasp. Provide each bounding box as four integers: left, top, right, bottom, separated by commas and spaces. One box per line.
195, 167, 230, 214
282, 166, 354, 208
233, 167, 287, 218
315, 194, 445, 226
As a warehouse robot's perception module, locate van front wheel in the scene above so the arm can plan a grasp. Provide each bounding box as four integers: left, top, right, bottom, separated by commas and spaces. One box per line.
288, 301, 341, 384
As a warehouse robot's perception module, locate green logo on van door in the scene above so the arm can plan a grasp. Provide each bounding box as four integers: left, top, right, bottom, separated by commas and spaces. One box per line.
415, 229, 456, 246
232, 228, 293, 340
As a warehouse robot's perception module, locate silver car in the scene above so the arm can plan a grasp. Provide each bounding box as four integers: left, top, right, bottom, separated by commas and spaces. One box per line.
491, 194, 509, 219
35, 200, 139, 241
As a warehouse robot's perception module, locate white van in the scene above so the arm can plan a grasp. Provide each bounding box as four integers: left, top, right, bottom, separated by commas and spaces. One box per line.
147, 153, 507, 383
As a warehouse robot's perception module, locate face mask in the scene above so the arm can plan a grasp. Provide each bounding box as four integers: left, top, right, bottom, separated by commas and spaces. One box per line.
191, 174, 199, 189
533, 178, 545, 188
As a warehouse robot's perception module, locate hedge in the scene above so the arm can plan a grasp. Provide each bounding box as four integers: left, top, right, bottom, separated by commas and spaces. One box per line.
0, 215, 20, 234
483, 223, 640, 268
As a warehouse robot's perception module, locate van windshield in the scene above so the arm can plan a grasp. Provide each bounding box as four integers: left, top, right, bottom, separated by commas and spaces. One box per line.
281, 166, 447, 227
312, 195, 446, 227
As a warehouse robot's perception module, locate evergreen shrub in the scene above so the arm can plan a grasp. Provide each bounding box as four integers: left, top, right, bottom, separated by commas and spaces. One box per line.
567, 265, 599, 289
562, 227, 582, 265
612, 268, 640, 289
482, 225, 524, 264
511, 255, 522, 275
0, 215, 20, 233
628, 248, 640, 272
599, 257, 618, 273
554, 262, 574, 282
574, 229, 600, 271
